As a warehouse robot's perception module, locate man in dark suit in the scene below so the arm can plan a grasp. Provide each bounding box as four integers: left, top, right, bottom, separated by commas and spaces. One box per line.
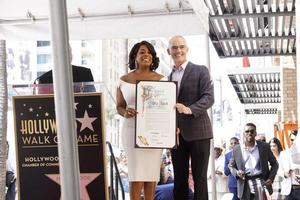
35, 65, 95, 93
168, 35, 214, 200
230, 123, 278, 199
35, 44, 95, 93
224, 137, 240, 200
37, 65, 94, 84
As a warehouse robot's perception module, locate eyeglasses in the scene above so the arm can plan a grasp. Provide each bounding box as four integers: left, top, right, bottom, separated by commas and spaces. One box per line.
171, 45, 186, 50
244, 129, 255, 134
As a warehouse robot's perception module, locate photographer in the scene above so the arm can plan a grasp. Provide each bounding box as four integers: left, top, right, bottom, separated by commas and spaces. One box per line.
6, 142, 16, 200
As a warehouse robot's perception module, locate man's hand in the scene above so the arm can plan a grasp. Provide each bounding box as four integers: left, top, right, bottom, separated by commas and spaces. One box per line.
175, 103, 192, 114
284, 169, 293, 178
176, 128, 180, 146
176, 128, 180, 135
236, 170, 245, 180
264, 178, 273, 186
296, 175, 300, 184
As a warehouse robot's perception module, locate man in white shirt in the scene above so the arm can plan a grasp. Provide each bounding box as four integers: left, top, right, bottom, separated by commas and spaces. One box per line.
230, 123, 278, 199
279, 130, 300, 199
208, 145, 228, 200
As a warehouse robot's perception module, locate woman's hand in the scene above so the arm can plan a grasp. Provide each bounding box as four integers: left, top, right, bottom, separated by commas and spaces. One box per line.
124, 108, 137, 118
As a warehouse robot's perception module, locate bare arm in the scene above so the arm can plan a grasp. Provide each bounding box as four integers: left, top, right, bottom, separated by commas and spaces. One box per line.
116, 87, 137, 118
116, 87, 127, 117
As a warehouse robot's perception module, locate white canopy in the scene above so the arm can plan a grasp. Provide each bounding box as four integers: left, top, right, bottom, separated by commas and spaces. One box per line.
0, 0, 209, 40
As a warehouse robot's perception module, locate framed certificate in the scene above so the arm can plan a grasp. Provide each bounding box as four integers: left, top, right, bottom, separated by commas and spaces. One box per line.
135, 80, 177, 148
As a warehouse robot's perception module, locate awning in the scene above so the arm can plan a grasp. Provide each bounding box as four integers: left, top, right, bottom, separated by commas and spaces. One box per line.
0, 0, 207, 40
206, 0, 296, 58
228, 67, 280, 114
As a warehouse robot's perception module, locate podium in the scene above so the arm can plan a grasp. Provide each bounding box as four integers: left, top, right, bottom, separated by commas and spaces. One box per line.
12, 82, 108, 200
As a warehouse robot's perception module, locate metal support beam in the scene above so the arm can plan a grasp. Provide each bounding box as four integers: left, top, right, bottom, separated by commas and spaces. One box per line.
0, 8, 194, 26
297, 0, 300, 127
48, 0, 81, 199
212, 35, 295, 42
220, 51, 295, 58
211, 11, 295, 20
0, 40, 8, 198
188, 0, 209, 32
202, 33, 217, 200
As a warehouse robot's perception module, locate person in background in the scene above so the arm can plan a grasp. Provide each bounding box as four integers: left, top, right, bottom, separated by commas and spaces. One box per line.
256, 134, 266, 143
279, 130, 300, 200
230, 123, 278, 199
224, 137, 240, 200
291, 129, 300, 165
6, 142, 16, 200
35, 45, 94, 93
167, 35, 214, 200
269, 137, 284, 200
118, 152, 129, 194
154, 151, 174, 200
155, 162, 194, 200
208, 144, 228, 200
158, 150, 174, 185
116, 41, 165, 200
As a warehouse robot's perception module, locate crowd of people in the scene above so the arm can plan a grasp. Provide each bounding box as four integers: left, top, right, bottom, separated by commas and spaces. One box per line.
116, 35, 300, 200
115, 125, 300, 200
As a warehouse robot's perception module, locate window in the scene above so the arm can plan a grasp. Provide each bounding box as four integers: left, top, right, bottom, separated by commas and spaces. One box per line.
37, 41, 50, 47
81, 60, 88, 65
81, 55, 88, 65
81, 40, 87, 48
37, 54, 51, 64
36, 71, 47, 78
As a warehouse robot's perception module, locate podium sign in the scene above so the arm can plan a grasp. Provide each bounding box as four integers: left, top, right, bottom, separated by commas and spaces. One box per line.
13, 93, 107, 200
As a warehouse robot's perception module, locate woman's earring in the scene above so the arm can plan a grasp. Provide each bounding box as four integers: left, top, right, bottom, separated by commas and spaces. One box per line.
150, 63, 154, 70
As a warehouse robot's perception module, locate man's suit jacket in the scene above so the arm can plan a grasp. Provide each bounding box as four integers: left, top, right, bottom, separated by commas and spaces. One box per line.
170, 61, 214, 141
37, 65, 94, 84
224, 150, 238, 189
230, 141, 278, 198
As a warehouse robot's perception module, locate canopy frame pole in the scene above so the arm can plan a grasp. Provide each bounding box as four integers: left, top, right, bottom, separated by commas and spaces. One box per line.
204, 33, 217, 200
48, 0, 81, 199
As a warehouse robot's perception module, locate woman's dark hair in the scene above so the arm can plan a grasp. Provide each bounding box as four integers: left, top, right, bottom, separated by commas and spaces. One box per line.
269, 137, 283, 153
128, 41, 160, 70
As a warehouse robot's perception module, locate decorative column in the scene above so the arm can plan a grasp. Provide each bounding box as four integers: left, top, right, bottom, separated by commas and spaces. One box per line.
0, 40, 8, 200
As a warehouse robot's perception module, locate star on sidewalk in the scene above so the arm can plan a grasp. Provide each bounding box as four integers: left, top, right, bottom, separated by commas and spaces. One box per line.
45, 173, 101, 200
76, 111, 97, 132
